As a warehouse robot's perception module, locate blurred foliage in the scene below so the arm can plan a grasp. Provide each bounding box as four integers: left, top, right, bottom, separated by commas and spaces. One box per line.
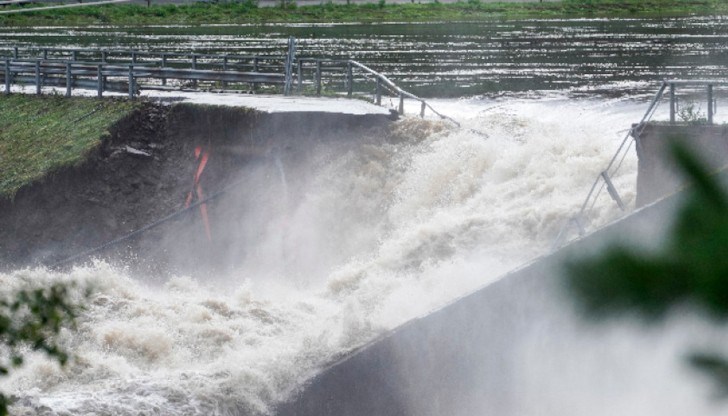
565, 142, 728, 397
0, 282, 88, 416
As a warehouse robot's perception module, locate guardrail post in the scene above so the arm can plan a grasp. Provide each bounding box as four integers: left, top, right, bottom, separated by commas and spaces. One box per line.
283, 37, 297, 96
315, 59, 322, 96
601, 171, 625, 211
66, 62, 72, 97
398, 92, 404, 115
97, 64, 103, 98
192, 54, 198, 88
4, 59, 10, 95
35, 59, 41, 95
707, 84, 714, 124
346, 62, 353, 97
375, 77, 381, 105
161, 53, 167, 86
297, 59, 303, 94
222, 55, 228, 89
669, 82, 675, 124
128, 64, 135, 99
420, 101, 426, 118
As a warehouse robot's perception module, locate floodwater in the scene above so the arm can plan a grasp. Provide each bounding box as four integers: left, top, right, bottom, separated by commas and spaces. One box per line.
2, 15, 728, 416
1, 15, 728, 96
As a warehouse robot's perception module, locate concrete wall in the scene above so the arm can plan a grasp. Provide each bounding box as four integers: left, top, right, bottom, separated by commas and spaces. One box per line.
275, 192, 693, 416
635, 122, 728, 207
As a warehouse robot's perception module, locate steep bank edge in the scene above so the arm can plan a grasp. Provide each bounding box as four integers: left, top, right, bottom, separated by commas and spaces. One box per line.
0, 102, 392, 274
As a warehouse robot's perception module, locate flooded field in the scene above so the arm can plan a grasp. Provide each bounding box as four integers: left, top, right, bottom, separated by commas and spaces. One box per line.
1, 16, 728, 97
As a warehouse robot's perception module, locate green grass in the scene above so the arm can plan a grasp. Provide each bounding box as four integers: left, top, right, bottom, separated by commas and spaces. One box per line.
0, 0, 725, 26
0, 94, 139, 198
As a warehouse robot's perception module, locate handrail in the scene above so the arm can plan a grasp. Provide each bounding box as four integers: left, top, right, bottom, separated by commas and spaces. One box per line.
552, 78, 725, 249
348, 60, 459, 127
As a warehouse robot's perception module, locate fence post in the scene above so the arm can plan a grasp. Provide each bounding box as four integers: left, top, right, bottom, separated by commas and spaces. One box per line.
222, 55, 228, 89
192, 54, 198, 89
669, 83, 675, 124
71, 50, 78, 62
4, 59, 10, 95
707, 84, 714, 124
398, 92, 404, 115
161, 53, 167, 86
375, 77, 381, 105
66, 62, 72, 97
35, 59, 41, 95
420, 101, 426, 118
43, 49, 48, 60
132, 52, 137, 64
283, 37, 297, 96
346, 61, 353, 97
97, 64, 103, 98
315, 59, 322, 96
128, 64, 135, 99
297, 59, 303, 93
13, 47, 18, 60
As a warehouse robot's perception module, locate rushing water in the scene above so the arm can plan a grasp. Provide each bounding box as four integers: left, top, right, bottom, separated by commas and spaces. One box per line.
2, 15, 728, 415
1, 16, 728, 96
2, 95, 651, 415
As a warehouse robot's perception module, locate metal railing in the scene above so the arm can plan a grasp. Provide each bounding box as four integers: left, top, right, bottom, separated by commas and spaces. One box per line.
552, 79, 724, 249
1, 42, 456, 125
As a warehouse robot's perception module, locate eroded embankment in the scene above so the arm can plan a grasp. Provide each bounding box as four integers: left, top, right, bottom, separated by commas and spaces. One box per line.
0, 100, 392, 275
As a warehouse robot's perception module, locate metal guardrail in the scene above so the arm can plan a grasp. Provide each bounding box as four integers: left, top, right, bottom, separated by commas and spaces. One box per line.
552, 79, 724, 249
2, 42, 455, 125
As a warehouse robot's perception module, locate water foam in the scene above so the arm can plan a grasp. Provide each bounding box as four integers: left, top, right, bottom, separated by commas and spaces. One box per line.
2, 95, 647, 415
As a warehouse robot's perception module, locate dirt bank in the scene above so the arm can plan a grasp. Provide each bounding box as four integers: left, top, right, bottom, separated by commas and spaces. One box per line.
0, 101, 393, 277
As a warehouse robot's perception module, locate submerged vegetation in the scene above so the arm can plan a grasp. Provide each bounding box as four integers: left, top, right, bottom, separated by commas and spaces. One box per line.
0, 0, 724, 26
0, 95, 139, 198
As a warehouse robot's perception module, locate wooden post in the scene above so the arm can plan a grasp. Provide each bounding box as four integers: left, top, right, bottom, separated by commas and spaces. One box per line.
128, 64, 135, 99
375, 77, 381, 105
97, 64, 103, 98
35, 59, 41, 95
4, 59, 10, 95
346, 62, 353, 97
398, 92, 404, 115
66, 62, 72, 97
707, 84, 714, 124
315, 59, 322, 96
669, 83, 675, 124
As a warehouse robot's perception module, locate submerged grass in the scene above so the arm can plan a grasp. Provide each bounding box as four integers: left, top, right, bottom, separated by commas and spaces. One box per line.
0, 94, 139, 198
0, 0, 725, 26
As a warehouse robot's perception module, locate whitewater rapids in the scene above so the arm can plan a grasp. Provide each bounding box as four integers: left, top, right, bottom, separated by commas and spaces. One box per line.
2, 95, 645, 415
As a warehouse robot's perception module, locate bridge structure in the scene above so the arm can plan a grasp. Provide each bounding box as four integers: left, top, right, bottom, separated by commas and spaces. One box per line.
0, 38, 457, 124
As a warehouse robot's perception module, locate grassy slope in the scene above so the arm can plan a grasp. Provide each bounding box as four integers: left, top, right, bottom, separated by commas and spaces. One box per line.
0, 95, 139, 198
0, 0, 725, 26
